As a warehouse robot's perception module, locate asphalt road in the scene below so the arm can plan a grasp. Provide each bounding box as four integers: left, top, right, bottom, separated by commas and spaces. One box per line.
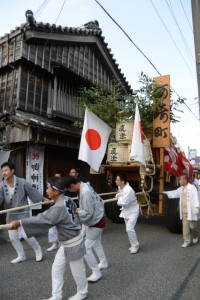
1, 216, 200, 300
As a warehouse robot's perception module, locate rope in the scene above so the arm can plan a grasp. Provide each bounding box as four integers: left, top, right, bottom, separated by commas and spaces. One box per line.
0, 200, 54, 215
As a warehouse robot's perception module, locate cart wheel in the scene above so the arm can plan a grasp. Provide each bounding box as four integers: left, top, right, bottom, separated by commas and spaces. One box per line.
105, 201, 124, 223
164, 196, 182, 233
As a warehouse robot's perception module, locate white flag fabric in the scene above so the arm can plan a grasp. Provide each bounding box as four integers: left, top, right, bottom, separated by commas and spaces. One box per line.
130, 102, 146, 165
78, 108, 112, 172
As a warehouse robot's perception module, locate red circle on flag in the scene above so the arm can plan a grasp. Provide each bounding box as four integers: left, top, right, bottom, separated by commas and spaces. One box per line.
85, 129, 101, 150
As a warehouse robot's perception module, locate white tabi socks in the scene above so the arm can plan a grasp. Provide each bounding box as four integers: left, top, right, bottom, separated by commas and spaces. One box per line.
47, 242, 58, 252
11, 255, 26, 264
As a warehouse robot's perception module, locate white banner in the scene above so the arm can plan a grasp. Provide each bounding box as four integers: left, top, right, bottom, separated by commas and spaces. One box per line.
26, 145, 44, 209
0, 150, 10, 166
189, 149, 197, 159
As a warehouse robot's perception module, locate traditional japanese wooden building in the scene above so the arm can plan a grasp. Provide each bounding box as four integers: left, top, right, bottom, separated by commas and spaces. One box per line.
0, 10, 132, 196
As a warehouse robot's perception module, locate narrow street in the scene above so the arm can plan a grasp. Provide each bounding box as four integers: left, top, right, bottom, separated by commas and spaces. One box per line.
1, 216, 200, 300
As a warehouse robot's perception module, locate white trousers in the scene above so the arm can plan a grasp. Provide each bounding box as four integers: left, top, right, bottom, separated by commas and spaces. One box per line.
84, 228, 107, 272
51, 245, 88, 299
48, 226, 58, 243
182, 213, 198, 244
18, 227, 23, 239
124, 213, 139, 247
8, 229, 41, 258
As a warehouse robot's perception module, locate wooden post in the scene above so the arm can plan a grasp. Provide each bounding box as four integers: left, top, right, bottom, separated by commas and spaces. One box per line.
159, 147, 164, 214
152, 75, 170, 215
53, 75, 57, 111
191, 0, 200, 117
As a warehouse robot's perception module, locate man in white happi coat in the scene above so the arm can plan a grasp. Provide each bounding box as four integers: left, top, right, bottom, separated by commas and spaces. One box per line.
164, 174, 200, 248
9, 176, 88, 300
115, 173, 140, 254
0, 161, 43, 263
46, 170, 65, 252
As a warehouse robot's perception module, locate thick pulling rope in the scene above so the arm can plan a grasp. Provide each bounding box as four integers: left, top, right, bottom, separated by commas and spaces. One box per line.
0, 224, 11, 230
0, 197, 118, 215
72, 192, 116, 200
0, 192, 117, 215
0, 197, 118, 230
103, 198, 118, 203
0, 200, 54, 215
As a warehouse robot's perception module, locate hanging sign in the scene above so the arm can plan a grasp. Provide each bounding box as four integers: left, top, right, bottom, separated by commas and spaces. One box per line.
153, 75, 170, 148
26, 145, 44, 209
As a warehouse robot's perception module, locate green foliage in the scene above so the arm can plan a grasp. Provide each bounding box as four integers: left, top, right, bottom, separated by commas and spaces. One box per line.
77, 82, 122, 129
135, 72, 186, 127
74, 72, 186, 130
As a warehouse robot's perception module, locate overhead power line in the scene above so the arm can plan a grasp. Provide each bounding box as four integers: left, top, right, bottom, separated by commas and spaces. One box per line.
165, 0, 195, 64
55, 0, 67, 24
34, 0, 52, 17
149, 0, 196, 80
94, 0, 162, 76
94, 0, 199, 122
180, 0, 193, 33
34, 0, 67, 23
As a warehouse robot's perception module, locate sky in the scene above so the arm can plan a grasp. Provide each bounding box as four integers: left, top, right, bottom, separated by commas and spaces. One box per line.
0, 0, 199, 157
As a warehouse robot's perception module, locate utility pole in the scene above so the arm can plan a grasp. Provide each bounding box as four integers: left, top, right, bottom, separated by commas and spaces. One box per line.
191, 0, 200, 119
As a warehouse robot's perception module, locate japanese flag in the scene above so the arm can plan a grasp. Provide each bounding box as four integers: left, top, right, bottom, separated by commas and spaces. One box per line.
78, 108, 112, 172
130, 102, 146, 165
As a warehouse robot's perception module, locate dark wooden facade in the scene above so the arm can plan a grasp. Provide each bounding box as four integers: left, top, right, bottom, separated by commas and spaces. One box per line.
0, 15, 132, 199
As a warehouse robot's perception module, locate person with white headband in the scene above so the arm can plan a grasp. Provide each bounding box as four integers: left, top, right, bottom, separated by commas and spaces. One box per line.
9, 176, 88, 300
46, 170, 65, 252
65, 176, 108, 283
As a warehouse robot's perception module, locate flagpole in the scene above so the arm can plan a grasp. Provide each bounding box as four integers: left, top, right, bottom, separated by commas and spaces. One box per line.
188, 145, 190, 160
159, 147, 164, 214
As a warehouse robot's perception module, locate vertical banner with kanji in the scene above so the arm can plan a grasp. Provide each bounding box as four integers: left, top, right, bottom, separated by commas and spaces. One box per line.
153, 75, 170, 148
26, 145, 44, 209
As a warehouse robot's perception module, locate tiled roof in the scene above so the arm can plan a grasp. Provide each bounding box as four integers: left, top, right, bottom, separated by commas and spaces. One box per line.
0, 13, 132, 93
0, 110, 81, 137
